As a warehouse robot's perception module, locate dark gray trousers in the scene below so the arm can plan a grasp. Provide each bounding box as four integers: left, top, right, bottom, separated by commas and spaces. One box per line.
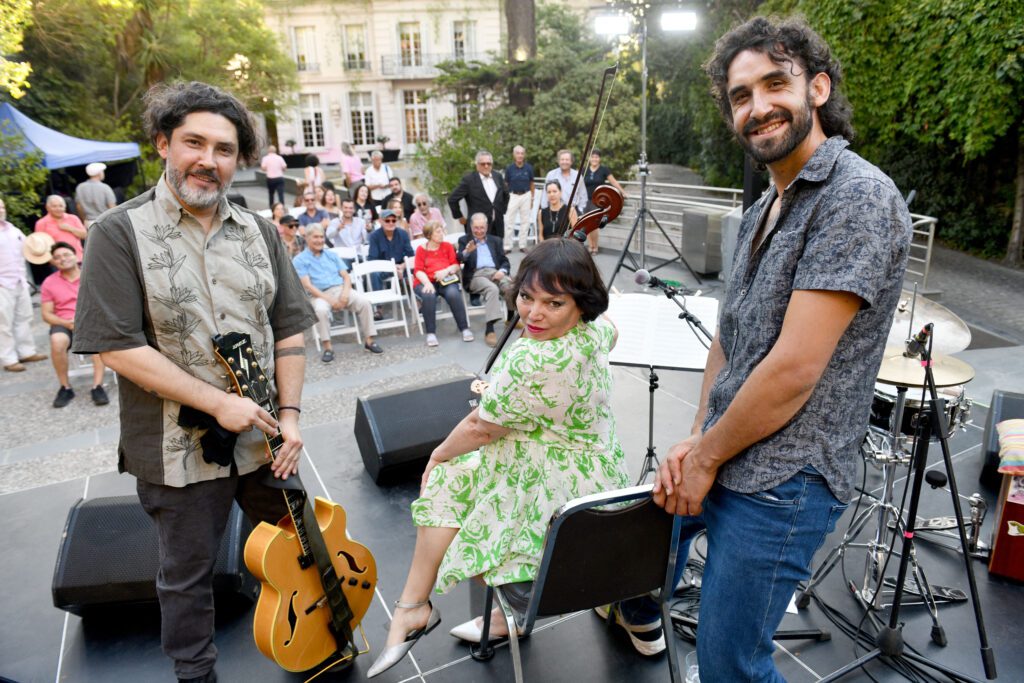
136, 465, 290, 679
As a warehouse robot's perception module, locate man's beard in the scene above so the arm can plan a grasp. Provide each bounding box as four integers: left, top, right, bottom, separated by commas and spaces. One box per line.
166, 164, 228, 209
737, 94, 814, 166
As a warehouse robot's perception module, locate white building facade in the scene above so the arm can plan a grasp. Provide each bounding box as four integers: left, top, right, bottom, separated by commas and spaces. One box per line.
263, 0, 503, 159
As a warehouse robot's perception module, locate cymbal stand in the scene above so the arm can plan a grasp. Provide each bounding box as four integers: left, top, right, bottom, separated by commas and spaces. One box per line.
818, 325, 996, 682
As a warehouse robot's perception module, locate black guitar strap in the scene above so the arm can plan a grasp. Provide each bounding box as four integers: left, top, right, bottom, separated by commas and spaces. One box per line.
263, 473, 357, 658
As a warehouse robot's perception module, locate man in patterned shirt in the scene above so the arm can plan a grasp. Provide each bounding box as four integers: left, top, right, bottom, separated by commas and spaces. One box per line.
603, 18, 912, 680
74, 81, 316, 683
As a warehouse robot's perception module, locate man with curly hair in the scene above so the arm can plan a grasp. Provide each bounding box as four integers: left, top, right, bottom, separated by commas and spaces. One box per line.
73, 81, 315, 683
601, 18, 912, 680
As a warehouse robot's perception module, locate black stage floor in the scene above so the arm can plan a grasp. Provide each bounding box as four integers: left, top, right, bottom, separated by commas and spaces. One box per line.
2, 406, 1021, 683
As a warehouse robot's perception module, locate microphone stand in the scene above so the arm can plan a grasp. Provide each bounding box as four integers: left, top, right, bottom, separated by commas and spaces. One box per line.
648, 281, 713, 347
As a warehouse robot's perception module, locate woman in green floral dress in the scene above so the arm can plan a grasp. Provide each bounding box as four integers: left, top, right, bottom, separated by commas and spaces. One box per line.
368, 238, 629, 678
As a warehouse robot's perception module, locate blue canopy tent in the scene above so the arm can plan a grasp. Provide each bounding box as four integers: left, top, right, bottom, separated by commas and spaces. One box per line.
0, 102, 140, 169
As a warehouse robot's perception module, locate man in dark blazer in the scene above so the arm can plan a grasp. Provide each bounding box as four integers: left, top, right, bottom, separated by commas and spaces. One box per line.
447, 150, 508, 243
456, 213, 513, 347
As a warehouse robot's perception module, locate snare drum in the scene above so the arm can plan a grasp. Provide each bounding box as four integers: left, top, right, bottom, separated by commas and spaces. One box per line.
869, 383, 969, 439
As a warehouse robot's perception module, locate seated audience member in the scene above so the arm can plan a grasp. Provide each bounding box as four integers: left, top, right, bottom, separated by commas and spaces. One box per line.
408, 194, 443, 239
538, 180, 577, 241
323, 188, 341, 218
292, 225, 383, 361
298, 190, 330, 231
366, 238, 627, 677
352, 183, 378, 227
40, 241, 108, 407
367, 209, 414, 290
413, 221, 472, 348
457, 213, 514, 347
35, 195, 86, 262
388, 177, 416, 218
279, 215, 306, 258
327, 199, 367, 251
270, 202, 287, 234
386, 197, 410, 234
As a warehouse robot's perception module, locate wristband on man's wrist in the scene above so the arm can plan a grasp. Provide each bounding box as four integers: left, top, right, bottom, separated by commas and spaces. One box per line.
279, 405, 301, 414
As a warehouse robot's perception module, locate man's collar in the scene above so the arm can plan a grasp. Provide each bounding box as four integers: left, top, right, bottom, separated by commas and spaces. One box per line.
154, 173, 235, 224
791, 136, 849, 185
479, 172, 492, 180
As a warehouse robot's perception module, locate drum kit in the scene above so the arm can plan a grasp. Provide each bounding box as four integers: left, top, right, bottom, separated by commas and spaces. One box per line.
798, 290, 986, 641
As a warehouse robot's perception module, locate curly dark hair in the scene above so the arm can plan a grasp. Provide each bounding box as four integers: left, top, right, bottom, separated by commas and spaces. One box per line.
142, 81, 261, 165
704, 16, 854, 141
508, 238, 608, 323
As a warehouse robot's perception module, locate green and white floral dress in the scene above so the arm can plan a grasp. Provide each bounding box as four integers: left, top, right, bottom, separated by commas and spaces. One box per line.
412, 316, 629, 593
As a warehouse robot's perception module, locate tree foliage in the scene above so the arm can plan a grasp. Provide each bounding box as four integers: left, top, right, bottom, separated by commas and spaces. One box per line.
10, 0, 297, 143
0, 131, 48, 226
417, 2, 640, 202
0, 0, 33, 99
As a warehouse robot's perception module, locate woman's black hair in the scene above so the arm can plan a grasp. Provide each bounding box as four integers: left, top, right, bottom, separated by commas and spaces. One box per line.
509, 238, 608, 322
305, 154, 320, 167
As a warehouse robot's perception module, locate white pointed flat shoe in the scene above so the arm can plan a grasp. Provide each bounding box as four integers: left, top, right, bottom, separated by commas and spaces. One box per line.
448, 617, 523, 643
366, 600, 441, 678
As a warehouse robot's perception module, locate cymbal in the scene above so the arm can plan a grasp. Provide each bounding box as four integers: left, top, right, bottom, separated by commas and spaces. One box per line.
888, 291, 971, 355
876, 346, 975, 388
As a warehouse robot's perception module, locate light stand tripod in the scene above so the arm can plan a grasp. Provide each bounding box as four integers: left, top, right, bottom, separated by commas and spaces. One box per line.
605, 10, 701, 290
819, 325, 996, 682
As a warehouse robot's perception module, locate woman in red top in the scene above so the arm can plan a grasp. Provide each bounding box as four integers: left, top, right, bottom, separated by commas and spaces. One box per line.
414, 221, 472, 347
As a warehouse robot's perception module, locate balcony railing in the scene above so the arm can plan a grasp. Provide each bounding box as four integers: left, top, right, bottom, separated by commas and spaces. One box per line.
380, 52, 484, 78
296, 61, 319, 72
344, 57, 369, 71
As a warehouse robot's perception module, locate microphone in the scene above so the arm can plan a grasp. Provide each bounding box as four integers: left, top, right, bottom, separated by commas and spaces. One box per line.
905, 324, 932, 357
635, 269, 673, 291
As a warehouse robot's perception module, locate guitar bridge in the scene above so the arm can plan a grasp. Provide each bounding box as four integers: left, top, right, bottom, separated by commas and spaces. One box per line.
306, 595, 328, 616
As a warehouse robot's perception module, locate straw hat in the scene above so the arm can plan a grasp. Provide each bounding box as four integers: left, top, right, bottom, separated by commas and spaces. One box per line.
23, 232, 56, 264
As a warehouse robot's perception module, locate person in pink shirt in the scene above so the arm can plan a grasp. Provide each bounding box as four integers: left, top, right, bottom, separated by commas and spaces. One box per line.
40, 241, 108, 407
34, 195, 86, 261
340, 142, 364, 192
260, 145, 288, 207
408, 193, 444, 239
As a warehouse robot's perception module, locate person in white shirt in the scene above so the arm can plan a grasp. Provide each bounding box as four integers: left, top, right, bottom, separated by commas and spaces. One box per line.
0, 198, 47, 371
541, 149, 587, 215
326, 199, 367, 249
364, 151, 392, 204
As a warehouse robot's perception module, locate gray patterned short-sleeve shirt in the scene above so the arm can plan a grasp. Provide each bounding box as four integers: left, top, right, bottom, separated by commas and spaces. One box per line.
708, 137, 912, 502
73, 176, 315, 487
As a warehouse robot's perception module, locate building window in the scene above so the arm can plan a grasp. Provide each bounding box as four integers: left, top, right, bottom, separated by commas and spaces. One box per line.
344, 24, 367, 70
398, 22, 422, 67
349, 92, 375, 146
403, 90, 429, 144
299, 94, 324, 148
292, 26, 318, 71
454, 89, 479, 126
452, 21, 475, 60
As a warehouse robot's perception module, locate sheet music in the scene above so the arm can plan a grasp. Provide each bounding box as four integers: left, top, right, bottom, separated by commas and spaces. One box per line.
606, 292, 719, 371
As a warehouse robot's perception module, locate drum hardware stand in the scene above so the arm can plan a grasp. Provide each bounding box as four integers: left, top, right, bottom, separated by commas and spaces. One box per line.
891, 491, 991, 561
817, 325, 997, 683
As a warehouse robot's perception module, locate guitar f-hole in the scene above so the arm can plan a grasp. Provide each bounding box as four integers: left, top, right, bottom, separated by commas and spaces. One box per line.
284, 591, 299, 646
336, 549, 368, 574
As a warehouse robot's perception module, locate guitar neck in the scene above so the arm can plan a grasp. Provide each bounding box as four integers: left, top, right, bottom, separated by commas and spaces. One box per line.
259, 400, 314, 560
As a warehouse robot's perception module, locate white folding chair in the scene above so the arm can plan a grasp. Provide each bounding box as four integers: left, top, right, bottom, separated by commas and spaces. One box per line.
350, 260, 410, 337
411, 237, 428, 252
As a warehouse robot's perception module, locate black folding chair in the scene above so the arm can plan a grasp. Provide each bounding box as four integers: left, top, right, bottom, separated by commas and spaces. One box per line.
470, 484, 683, 683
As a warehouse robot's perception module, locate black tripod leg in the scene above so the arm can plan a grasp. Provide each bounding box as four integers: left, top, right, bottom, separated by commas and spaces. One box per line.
607, 209, 644, 289
645, 210, 702, 285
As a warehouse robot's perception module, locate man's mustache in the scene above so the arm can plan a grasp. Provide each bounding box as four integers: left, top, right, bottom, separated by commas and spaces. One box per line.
189, 170, 221, 185
743, 110, 792, 136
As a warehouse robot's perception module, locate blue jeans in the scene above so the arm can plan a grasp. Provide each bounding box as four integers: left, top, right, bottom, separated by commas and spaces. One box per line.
618, 467, 847, 683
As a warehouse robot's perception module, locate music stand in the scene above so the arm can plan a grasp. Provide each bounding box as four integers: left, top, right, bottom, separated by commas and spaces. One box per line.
607, 293, 718, 483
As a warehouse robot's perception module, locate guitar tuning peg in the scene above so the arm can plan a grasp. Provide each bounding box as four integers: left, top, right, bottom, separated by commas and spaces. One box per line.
227, 358, 235, 365
245, 347, 254, 355
259, 375, 266, 382
235, 370, 243, 377
241, 384, 249, 392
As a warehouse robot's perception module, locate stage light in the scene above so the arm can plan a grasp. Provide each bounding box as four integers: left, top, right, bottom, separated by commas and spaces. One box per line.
661, 10, 697, 32
595, 13, 633, 37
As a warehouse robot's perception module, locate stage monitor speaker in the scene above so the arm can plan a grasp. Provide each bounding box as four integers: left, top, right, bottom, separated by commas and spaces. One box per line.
52, 495, 257, 616
355, 376, 478, 483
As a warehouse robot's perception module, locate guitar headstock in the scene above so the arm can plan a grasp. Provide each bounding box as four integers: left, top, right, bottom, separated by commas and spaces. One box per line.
212, 332, 270, 404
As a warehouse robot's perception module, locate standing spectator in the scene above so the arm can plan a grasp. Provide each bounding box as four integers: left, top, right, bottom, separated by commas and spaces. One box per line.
503, 145, 535, 253
537, 180, 577, 241
456, 213, 513, 347
297, 190, 330, 231
75, 163, 117, 227
327, 199, 367, 250
1, 198, 47, 372
542, 149, 588, 217
367, 209, 414, 289
414, 221, 472, 347
260, 145, 288, 207
408, 193, 443, 239
35, 195, 87, 262
447, 150, 508, 240
582, 149, 626, 255
340, 142, 365, 192
293, 224, 383, 360
278, 215, 306, 258
388, 177, 416, 218
364, 151, 393, 205
303, 153, 325, 189
40, 241, 108, 407
352, 183, 378, 227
